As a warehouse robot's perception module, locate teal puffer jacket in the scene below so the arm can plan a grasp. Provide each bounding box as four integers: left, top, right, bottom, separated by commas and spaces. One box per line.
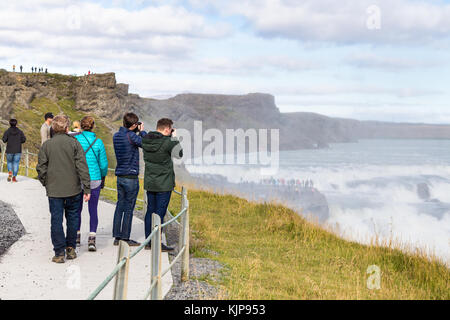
75, 131, 108, 181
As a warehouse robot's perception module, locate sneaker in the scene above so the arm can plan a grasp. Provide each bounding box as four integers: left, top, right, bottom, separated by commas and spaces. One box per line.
161, 244, 174, 252
113, 238, 121, 246
66, 247, 77, 260
88, 236, 96, 252
76, 233, 81, 247
52, 254, 65, 264
12, 176, 17, 183
7, 172, 12, 182
123, 239, 141, 247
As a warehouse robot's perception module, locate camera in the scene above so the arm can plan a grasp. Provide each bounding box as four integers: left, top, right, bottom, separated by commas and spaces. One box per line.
133, 121, 142, 133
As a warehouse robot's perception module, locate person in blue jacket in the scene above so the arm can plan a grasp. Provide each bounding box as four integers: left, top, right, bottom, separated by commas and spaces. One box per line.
74, 116, 108, 252
112, 113, 147, 247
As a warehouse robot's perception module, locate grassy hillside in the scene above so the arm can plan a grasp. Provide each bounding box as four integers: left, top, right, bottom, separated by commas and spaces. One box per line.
169, 188, 449, 300
9, 97, 118, 167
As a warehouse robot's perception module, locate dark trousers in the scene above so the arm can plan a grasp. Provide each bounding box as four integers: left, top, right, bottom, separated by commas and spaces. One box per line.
77, 185, 101, 233
145, 191, 172, 239
113, 177, 139, 240
48, 193, 83, 255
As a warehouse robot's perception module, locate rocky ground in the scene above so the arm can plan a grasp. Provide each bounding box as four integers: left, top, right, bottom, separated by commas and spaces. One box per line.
0, 200, 25, 257
162, 221, 224, 300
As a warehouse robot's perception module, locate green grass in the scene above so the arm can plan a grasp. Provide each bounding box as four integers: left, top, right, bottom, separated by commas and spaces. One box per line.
166, 187, 449, 300
12, 97, 118, 167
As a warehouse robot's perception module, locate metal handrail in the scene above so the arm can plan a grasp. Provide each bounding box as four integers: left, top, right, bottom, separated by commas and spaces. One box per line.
0, 141, 190, 300
85, 186, 189, 300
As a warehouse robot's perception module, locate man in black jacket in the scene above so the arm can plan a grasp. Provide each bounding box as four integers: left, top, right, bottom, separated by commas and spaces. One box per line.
2, 119, 26, 182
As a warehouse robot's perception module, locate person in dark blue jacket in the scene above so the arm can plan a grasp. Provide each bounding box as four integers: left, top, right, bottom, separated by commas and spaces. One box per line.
112, 113, 147, 246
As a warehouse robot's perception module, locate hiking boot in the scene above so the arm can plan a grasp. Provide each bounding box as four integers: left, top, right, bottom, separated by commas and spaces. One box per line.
7, 172, 12, 182
66, 247, 77, 260
161, 244, 174, 252
76, 233, 81, 247
52, 254, 65, 264
12, 176, 17, 183
88, 236, 96, 252
123, 239, 141, 247
113, 238, 121, 246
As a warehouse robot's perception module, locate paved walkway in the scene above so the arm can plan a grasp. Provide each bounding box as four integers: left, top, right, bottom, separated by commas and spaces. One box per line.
0, 173, 173, 300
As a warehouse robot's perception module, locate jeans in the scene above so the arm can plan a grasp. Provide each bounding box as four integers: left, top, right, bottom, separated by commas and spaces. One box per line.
77, 185, 101, 233
48, 193, 82, 255
113, 177, 139, 240
6, 153, 21, 177
144, 191, 172, 239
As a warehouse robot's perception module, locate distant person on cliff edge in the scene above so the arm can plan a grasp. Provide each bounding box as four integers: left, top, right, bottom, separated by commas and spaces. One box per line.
142, 118, 183, 252
112, 113, 147, 247
41, 112, 54, 145
20, 65, 23, 73
36, 115, 91, 263
12, 65, 15, 72
2, 119, 26, 182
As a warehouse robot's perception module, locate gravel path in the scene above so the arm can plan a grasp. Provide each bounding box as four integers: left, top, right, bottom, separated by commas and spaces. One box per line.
163, 221, 224, 300
101, 195, 225, 300
0, 200, 25, 257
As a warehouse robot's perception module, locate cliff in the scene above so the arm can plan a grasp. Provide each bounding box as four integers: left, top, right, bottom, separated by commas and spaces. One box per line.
1, 70, 450, 154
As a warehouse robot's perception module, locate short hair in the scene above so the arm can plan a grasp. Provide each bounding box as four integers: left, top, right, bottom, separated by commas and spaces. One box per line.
157, 118, 173, 130
52, 115, 70, 134
44, 112, 54, 120
9, 119, 17, 127
80, 116, 95, 131
123, 113, 139, 129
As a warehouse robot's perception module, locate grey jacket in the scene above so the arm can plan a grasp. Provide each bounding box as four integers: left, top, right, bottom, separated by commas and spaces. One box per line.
37, 133, 91, 198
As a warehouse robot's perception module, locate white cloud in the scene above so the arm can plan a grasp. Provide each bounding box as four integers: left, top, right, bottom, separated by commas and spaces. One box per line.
192, 0, 450, 45
345, 52, 441, 70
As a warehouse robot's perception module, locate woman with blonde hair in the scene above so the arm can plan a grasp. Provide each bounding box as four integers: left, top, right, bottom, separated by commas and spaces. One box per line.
72, 121, 81, 133
75, 116, 108, 251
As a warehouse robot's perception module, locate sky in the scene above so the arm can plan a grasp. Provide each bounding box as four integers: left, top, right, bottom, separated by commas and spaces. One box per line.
1, 0, 450, 123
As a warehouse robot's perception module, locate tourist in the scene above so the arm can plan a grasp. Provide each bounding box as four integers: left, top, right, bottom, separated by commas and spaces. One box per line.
142, 118, 183, 251
36, 115, 91, 264
74, 116, 108, 251
12, 65, 15, 72
72, 120, 82, 133
20, 65, 23, 73
2, 119, 26, 182
40, 112, 54, 145
112, 113, 147, 246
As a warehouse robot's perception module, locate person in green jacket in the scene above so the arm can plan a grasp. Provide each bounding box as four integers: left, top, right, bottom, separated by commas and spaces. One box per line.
36, 115, 91, 264
142, 118, 183, 251
74, 116, 109, 252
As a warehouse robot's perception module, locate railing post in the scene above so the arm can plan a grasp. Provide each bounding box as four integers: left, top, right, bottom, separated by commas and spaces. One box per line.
25, 149, 29, 177
113, 240, 131, 300
180, 187, 190, 282
151, 213, 162, 300
0, 142, 5, 173
143, 190, 148, 212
